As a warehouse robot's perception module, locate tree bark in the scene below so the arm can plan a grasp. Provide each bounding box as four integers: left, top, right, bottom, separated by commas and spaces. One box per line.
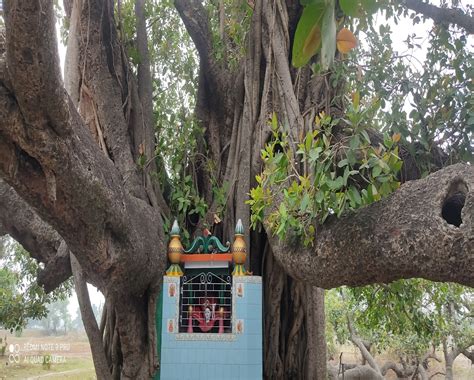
71, 254, 111, 380
305, 287, 328, 379
0, 178, 71, 291
462, 348, 474, 363
401, 0, 474, 34
269, 163, 474, 289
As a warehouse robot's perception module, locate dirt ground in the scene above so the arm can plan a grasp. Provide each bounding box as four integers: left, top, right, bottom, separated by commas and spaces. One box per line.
0, 329, 95, 380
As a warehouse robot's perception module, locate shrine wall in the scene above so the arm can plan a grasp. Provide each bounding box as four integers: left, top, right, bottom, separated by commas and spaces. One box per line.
156, 275, 263, 380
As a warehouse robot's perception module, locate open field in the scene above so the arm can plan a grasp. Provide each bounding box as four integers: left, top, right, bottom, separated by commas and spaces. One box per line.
0, 329, 95, 380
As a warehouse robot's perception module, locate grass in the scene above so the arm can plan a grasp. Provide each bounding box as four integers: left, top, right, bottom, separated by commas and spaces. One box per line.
0, 357, 95, 379
0, 329, 95, 380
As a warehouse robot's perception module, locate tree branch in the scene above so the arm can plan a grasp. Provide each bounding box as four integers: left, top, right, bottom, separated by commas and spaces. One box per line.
71, 0, 146, 199
71, 254, 111, 380
3, 0, 70, 136
174, 0, 230, 110
346, 316, 381, 374
36, 241, 71, 293
462, 348, 474, 363
174, 0, 214, 65
134, 0, 171, 217
269, 163, 474, 288
381, 361, 414, 377
0, 178, 71, 291
401, 0, 474, 34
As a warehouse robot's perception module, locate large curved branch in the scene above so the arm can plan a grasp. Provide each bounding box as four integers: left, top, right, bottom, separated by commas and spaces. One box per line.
401, 0, 474, 34
66, 0, 146, 199
174, 0, 214, 64
0, 2, 166, 295
269, 163, 474, 288
174, 0, 230, 111
0, 178, 71, 292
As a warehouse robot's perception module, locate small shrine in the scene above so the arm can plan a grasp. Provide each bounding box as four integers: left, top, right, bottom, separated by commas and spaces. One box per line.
155, 220, 262, 380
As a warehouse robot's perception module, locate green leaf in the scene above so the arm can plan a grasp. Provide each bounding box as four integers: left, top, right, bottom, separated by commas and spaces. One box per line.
361, 130, 371, 144
320, 1, 336, 70
352, 90, 360, 108
292, 3, 326, 68
328, 176, 344, 190
349, 135, 361, 150
315, 190, 325, 203
309, 147, 323, 162
371, 183, 378, 196
340, 0, 379, 18
343, 166, 350, 185
361, 0, 378, 15
305, 131, 313, 152
271, 112, 278, 131
337, 159, 348, 168
350, 186, 362, 205
372, 165, 382, 177
300, 193, 310, 212
340, 0, 359, 17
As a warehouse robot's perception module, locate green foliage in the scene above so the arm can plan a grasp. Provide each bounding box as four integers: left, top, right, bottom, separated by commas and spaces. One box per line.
326, 280, 474, 358
325, 288, 348, 357
248, 104, 402, 245
338, 5, 473, 172
0, 242, 72, 332
118, 0, 214, 238
339, 0, 379, 19
206, 0, 253, 69
122, 0, 201, 172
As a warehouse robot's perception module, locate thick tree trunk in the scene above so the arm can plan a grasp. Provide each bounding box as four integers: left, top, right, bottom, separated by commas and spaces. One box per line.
176, 1, 331, 377
1, 0, 165, 377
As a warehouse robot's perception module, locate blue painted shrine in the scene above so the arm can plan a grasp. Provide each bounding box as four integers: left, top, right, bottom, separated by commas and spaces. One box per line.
155, 221, 263, 380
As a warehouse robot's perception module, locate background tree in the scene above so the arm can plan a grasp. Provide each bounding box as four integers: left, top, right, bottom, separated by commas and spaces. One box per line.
0, 0, 472, 379
71, 307, 85, 331
0, 241, 72, 332
326, 281, 473, 379
40, 298, 72, 335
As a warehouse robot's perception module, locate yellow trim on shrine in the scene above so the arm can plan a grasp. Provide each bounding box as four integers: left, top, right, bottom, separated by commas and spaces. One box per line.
166, 264, 184, 277
232, 264, 247, 276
